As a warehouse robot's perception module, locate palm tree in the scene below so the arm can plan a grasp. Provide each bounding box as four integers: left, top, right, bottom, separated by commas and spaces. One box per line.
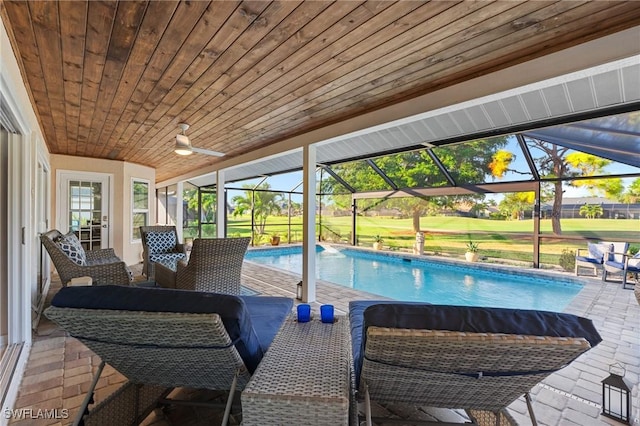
579, 203, 604, 219
232, 183, 283, 236
621, 178, 640, 218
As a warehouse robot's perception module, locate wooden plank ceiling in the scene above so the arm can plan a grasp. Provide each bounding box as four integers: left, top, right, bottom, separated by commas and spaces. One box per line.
2, 1, 640, 182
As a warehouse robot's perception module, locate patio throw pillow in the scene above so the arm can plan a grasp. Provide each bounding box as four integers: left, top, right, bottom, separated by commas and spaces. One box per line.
628, 251, 640, 268
55, 231, 86, 266
587, 243, 604, 263
146, 231, 176, 254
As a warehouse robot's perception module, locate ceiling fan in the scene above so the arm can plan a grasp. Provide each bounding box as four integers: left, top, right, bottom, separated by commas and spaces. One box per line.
174, 123, 225, 157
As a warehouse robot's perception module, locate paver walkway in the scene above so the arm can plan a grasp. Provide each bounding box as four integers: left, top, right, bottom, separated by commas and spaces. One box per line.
8, 252, 640, 425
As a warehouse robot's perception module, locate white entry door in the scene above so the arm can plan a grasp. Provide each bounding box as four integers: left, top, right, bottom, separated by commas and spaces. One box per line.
58, 171, 112, 251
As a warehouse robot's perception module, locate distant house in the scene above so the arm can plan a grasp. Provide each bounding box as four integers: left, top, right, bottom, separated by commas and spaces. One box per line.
541, 197, 640, 219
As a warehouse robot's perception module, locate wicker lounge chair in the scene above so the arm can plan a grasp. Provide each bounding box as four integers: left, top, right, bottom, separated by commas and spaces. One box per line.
45, 285, 293, 426
41, 229, 132, 286
139, 225, 187, 279
349, 302, 602, 426
155, 237, 250, 294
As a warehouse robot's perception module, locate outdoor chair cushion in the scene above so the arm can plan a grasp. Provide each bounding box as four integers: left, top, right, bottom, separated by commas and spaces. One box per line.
149, 253, 187, 267
575, 255, 602, 266
587, 242, 606, 263
146, 231, 178, 254
55, 231, 87, 265
51, 285, 293, 373
240, 295, 296, 351
349, 302, 602, 387
606, 259, 640, 273
576, 242, 610, 267
604, 242, 629, 263
349, 300, 428, 386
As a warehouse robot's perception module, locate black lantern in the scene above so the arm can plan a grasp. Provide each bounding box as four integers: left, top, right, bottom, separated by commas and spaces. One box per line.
602, 363, 631, 424
296, 281, 303, 300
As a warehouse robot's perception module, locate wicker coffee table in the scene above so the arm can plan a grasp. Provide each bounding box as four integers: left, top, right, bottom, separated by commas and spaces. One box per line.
241, 315, 351, 425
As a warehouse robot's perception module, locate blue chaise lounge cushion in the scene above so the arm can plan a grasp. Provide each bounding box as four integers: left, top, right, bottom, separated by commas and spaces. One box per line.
349, 302, 602, 387
51, 285, 293, 373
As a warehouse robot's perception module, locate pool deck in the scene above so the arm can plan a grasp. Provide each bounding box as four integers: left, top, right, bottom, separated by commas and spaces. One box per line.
9, 252, 639, 426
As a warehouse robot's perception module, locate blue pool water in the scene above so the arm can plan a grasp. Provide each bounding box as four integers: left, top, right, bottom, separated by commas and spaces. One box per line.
245, 246, 582, 311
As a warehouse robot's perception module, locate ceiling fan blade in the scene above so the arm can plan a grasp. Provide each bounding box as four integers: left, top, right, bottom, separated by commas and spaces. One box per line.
191, 147, 226, 157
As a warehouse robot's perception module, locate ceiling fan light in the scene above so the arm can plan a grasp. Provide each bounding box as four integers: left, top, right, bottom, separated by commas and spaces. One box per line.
175, 134, 193, 155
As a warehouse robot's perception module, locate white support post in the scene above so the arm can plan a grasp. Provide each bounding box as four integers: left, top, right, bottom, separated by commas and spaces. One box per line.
302, 145, 316, 303
216, 170, 226, 238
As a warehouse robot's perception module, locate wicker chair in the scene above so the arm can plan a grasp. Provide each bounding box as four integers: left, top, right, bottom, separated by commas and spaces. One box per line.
156, 237, 250, 294
45, 285, 293, 426
139, 225, 186, 279
40, 229, 131, 286
349, 302, 602, 426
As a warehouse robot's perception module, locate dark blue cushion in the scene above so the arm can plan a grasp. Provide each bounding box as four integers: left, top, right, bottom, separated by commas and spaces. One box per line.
51, 285, 293, 373
241, 295, 294, 352
576, 256, 602, 265
349, 302, 602, 387
349, 300, 426, 388
606, 259, 640, 273
605, 260, 625, 269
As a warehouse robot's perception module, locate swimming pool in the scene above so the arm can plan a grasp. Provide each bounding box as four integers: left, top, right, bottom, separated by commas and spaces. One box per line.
245, 245, 582, 311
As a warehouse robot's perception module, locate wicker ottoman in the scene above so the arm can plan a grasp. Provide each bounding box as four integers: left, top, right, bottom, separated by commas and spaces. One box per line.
242, 315, 351, 425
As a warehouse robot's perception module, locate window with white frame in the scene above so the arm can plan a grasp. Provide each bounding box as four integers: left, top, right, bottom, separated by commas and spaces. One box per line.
132, 179, 149, 241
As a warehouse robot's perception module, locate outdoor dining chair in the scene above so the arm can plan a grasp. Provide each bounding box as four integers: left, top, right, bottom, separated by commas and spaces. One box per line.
574, 241, 611, 277
602, 244, 639, 289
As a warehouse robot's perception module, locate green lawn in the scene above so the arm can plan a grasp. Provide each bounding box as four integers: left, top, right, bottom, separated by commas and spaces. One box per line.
227, 214, 639, 269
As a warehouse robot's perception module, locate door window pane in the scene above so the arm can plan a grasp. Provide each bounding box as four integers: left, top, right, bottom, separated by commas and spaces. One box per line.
132, 180, 149, 240
68, 180, 102, 250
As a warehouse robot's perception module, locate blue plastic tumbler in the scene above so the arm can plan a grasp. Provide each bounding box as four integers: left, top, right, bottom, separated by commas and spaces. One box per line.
297, 304, 311, 322
320, 304, 334, 323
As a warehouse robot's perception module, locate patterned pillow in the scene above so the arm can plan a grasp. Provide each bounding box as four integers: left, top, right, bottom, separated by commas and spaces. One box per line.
146, 231, 177, 254
55, 232, 87, 266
